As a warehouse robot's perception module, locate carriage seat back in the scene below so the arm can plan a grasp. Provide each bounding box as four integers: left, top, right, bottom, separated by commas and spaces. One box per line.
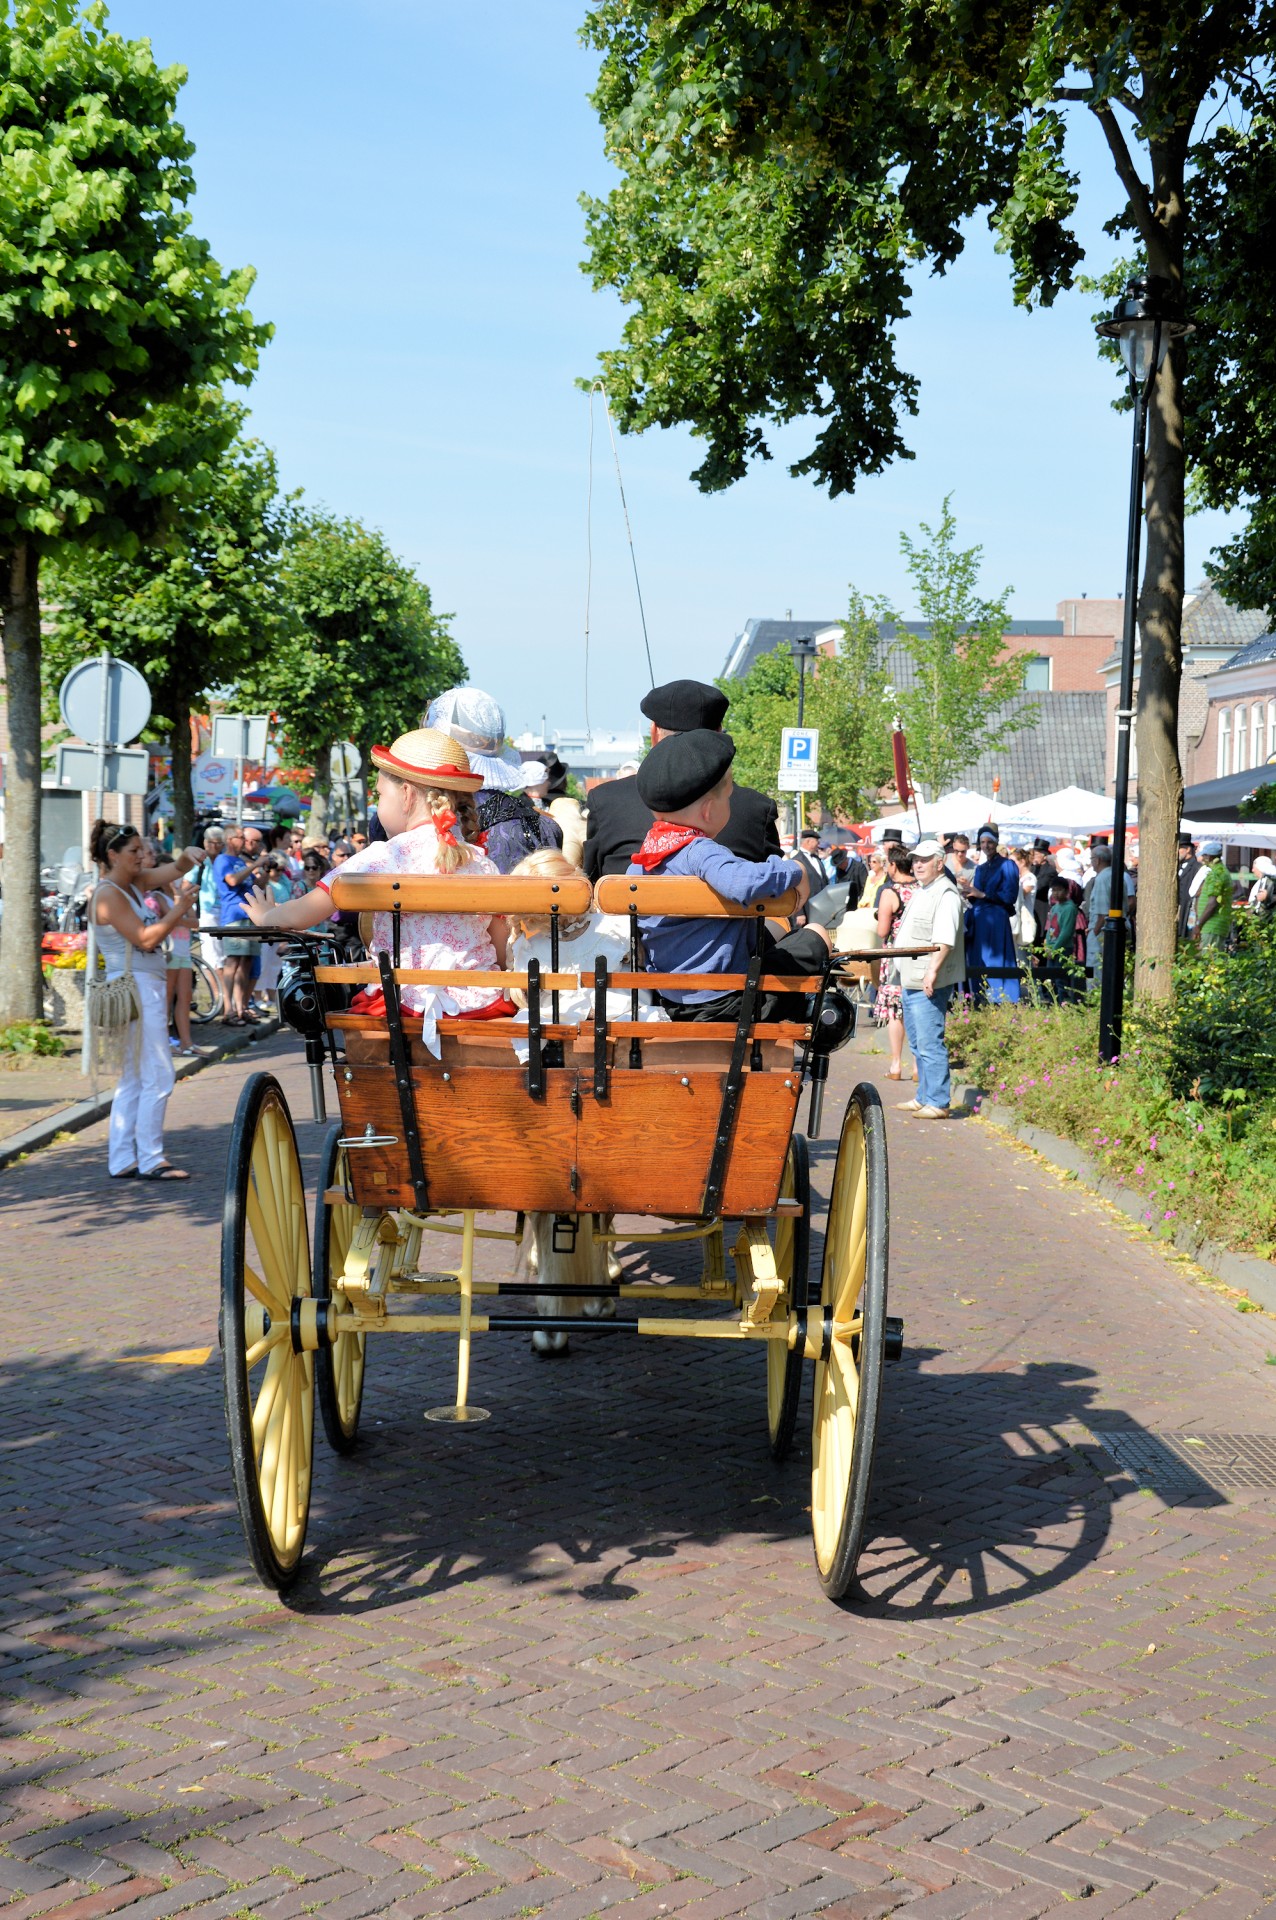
593, 874, 799, 920
328, 872, 594, 916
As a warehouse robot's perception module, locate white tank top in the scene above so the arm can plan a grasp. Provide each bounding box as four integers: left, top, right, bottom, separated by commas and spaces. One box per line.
95, 881, 167, 979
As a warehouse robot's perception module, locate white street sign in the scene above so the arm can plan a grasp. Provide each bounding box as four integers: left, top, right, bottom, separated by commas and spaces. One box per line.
211, 713, 269, 761
56, 743, 149, 795
778, 726, 820, 792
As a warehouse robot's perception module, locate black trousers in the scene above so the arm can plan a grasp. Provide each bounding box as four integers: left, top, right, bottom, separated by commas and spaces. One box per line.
664, 927, 830, 1024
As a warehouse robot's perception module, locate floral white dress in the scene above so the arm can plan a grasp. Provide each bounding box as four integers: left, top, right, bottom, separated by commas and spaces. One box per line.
318, 825, 504, 1051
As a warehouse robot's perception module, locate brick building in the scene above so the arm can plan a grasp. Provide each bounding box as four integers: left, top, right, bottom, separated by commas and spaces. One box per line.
1188, 630, 1276, 785
1101, 583, 1270, 797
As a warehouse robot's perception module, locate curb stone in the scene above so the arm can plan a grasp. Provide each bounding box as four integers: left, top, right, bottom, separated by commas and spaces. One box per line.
955, 1081, 1276, 1314
0, 1018, 281, 1172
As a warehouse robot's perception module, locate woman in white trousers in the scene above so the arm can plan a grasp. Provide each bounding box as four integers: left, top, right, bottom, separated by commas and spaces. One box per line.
90, 821, 204, 1182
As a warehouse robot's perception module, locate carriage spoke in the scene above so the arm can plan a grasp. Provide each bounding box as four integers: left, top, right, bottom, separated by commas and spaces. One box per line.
252, 1346, 289, 1453
243, 1262, 283, 1315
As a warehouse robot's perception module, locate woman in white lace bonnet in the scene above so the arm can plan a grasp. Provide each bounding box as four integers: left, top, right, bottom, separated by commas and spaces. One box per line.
419, 686, 563, 873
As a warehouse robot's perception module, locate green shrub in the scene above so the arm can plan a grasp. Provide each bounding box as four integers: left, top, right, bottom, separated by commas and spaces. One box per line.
947, 985, 1276, 1260
0, 1021, 64, 1058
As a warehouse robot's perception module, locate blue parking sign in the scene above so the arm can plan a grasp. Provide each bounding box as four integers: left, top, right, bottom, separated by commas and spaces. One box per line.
778, 726, 820, 792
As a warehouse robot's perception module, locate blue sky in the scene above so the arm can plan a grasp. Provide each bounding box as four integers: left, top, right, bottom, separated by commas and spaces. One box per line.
109, 0, 1239, 740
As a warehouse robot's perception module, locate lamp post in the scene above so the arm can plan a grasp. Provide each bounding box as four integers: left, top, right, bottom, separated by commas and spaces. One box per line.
789, 634, 818, 834
1094, 276, 1194, 1064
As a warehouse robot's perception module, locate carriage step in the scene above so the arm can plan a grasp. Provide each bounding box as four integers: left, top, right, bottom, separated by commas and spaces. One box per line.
885, 1315, 904, 1361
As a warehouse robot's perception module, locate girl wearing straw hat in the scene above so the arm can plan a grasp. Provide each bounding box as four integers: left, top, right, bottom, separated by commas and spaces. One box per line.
244, 727, 512, 1053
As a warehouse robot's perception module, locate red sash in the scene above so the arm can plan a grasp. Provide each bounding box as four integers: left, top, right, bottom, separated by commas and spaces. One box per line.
631, 822, 706, 871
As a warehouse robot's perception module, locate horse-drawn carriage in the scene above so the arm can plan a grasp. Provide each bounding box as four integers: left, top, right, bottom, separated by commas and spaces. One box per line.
220, 871, 901, 1599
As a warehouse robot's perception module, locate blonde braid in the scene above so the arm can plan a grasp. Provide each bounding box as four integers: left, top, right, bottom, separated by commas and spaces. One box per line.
422, 786, 479, 872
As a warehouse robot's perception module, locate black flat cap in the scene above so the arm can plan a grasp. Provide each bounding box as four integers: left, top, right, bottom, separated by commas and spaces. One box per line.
640, 679, 729, 732
637, 729, 735, 814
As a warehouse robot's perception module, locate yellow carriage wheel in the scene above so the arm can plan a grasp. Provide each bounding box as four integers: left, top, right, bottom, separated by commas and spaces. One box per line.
810, 1081, 889, 1600
221, 1074, 314, 1591
767, 1133, 810, 1461
314, 1124, 366, 1454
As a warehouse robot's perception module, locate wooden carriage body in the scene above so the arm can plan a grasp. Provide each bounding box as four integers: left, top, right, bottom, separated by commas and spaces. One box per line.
218, 868, 896, 1605
321, 871, 813, 1219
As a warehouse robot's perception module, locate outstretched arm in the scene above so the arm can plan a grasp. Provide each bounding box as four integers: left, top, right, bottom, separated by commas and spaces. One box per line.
242, 883, 336, 931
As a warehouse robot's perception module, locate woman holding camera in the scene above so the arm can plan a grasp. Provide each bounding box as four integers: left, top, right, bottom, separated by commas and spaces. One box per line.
90, 821, 204, 1182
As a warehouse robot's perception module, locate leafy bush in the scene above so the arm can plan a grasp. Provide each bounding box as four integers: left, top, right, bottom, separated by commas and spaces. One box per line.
1142, 916, 1276, 1102
0, 1021, 64, 1058
947, 984, 1276, 1260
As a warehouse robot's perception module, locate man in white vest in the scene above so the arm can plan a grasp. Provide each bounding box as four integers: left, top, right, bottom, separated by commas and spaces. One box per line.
892, 837, 966, 1117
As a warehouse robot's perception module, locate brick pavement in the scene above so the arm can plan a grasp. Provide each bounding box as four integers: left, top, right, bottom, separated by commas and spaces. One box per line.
3, 1027, 1276, 1918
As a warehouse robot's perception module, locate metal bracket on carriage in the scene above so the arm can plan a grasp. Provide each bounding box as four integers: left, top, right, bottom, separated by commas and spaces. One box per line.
337, 1213, 398, 1313
732, 1219, 783, 1327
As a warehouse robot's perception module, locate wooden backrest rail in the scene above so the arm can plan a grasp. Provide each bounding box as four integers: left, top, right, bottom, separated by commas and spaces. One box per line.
594, 874, 797, 919
328, 873, 594, 914
315, 964, 823, 993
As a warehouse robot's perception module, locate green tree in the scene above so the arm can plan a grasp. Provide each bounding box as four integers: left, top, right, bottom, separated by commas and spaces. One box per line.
235, 511, 463, 840
0, 0, 267, 1022
43, 406, 291, 846
720, 593, 893, 821
886, 501, 1033, 799
580, 0, 1276, 997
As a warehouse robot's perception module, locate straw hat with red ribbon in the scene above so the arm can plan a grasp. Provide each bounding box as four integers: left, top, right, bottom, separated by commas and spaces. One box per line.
370, 728, 482, 794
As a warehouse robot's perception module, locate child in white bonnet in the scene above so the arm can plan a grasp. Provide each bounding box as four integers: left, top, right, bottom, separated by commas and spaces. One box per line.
505, 848, 667, 1041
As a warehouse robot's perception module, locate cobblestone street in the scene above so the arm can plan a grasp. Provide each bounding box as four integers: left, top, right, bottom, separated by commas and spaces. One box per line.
4, 1029, 1276, 1918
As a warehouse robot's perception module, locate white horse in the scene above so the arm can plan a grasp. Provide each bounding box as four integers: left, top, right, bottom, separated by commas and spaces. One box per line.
521, 1212, 620, 1354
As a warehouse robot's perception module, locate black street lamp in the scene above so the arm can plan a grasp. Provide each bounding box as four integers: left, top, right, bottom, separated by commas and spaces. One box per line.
789, 634, 818, 833
1094, 276, 1194, 1064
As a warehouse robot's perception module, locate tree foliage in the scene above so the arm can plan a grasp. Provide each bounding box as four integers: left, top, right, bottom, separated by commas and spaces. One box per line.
719, 597, 894, 821
580, 0, 1276, 998
234, 510, 464, 838
42, 404, 291, 845
0, 0, 268, 1021
885, 500, 1033, 799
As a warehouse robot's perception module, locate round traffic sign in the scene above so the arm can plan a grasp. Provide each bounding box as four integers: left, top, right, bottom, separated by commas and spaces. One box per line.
59, 656, 152, 747
329, 741, 362, 780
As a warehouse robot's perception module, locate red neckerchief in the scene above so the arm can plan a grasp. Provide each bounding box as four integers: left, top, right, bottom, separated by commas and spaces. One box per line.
631, 821, 706, 871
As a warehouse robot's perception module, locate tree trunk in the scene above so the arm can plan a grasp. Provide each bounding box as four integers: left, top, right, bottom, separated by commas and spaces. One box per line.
170, 698, 194, 848
0, 541, 44, 1024
308, 757, 331, 842
1134, 132, 1189, 1003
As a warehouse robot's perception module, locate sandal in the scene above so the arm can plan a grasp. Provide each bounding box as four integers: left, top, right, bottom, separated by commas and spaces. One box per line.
222, 1015, 245, 1027
138, 1162, 191, 1182
109, 1166, 138, 1180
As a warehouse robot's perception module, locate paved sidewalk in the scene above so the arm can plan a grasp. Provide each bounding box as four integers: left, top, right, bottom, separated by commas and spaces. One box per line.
3, 1027, 1276, 1917
0, 1021, 280, 1164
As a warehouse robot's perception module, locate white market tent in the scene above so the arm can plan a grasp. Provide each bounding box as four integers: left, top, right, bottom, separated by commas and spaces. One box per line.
869, 786, 1009, 840
999, 785, 1138, 837
1181, 818, 1276, 851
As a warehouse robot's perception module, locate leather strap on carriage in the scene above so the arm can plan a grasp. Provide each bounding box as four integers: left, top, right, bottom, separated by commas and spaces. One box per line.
376, 951, 430, 1211
700, 944, 764, 1218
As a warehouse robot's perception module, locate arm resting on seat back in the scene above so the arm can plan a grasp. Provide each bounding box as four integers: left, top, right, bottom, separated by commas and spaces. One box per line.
594, 875, 800, 919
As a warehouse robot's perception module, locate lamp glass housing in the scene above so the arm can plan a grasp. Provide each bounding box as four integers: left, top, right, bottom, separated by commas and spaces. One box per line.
1117, 319, 1161, 385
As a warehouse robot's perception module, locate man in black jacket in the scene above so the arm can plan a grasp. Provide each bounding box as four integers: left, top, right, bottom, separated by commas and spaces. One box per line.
1176, 832, 1201, 943
583, 678, 782, 878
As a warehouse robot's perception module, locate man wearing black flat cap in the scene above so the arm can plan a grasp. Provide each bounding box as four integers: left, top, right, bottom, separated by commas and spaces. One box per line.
1027, 836, 1057, 945
583, 678, 781, 879
627, 731, 828, 1022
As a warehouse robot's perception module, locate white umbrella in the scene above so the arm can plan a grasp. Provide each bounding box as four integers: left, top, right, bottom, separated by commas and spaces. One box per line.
1000, 785, 1137, 837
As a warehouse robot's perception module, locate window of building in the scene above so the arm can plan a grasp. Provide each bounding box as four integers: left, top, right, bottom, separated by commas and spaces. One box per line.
1253, 705, 1265, 770
1217, 708, 1231, 777
1023, 655, 1052, 691
1234, 705, 1248, 773
1268, 700, 1276, 765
